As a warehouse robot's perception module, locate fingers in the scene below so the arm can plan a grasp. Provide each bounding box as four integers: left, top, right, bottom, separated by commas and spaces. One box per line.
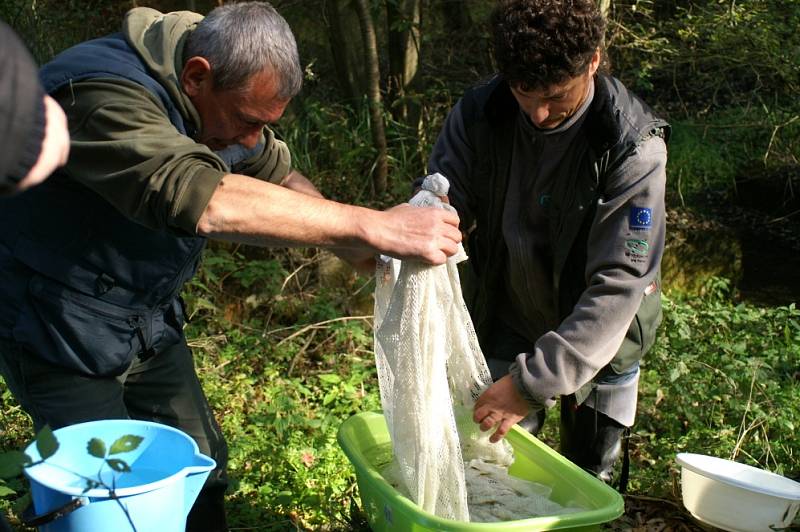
490, 418, 517, 443
473, 403, 490, 424
375, 203, 462, 264
474, 407, 519, 442
439, 205, 459, 225
477, 410, 499, 432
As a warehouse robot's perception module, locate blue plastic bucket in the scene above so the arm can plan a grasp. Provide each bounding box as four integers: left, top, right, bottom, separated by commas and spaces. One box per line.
23, 419, 216, 532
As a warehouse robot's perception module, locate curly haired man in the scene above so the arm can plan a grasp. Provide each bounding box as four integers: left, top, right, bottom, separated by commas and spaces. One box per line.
429, 0, 669, 488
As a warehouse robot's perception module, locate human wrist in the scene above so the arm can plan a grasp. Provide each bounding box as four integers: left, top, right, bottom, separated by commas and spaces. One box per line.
508, 359, 546, 410
347, 205, 381, 252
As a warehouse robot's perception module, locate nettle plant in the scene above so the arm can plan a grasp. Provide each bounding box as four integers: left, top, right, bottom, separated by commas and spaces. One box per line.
0, 426, 143, 531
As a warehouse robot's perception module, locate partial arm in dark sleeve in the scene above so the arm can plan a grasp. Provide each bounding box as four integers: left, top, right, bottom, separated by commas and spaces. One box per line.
0, 21, 46, 191
427, 98, 479, 232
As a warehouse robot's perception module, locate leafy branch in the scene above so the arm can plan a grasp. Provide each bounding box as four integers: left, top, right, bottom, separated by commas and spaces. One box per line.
0, 427, 144, 531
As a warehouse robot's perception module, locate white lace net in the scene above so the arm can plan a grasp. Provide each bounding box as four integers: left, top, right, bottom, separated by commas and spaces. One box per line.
373, 174, 582, 522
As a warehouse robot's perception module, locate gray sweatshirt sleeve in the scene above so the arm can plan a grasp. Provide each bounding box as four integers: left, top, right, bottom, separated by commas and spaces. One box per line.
510, 135, 668, 408
427, 99, 478, 232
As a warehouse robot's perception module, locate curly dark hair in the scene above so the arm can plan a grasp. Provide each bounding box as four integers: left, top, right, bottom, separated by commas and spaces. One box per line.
491, 0, 606, 91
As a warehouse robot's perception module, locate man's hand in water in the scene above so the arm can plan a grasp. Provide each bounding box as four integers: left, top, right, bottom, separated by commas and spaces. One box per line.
473, 375, 530, 443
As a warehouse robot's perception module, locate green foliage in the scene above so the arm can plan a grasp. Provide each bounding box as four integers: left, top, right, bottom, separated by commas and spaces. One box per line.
667, 107, 800, 203
180, 246, 378, 529
34, 427, 58, 462
0, 453, 30, 480
277, 98, 429, 206
633, 281, 800, 496
109, 435, 144, 456
87, 435, 142, 474
0, 0, 128, 63
2, 253, 798, 529
609, 0, 800, 203
611, 0, 800, 107
0, 1, 798, 528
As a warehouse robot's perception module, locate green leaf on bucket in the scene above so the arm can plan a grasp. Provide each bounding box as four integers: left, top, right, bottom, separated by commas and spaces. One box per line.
109, 435, 144, 455
35, 425, 59, 460
106, 458, 131, 473
0, 451, 31, 478
88, 438, 107, 458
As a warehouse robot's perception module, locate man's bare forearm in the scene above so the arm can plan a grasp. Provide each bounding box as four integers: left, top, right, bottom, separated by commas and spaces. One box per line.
196, 173, 462, 264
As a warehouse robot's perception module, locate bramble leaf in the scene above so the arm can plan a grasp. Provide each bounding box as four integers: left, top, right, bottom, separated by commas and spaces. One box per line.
87, 438, 106, 458
106, 458, 131, 473
35, 426, 59, 460
0, 485, 15, 496
0, 451, 32, 478
109, 435, 144, 455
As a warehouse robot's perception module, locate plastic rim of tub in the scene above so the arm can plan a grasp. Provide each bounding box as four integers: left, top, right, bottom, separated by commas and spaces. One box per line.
675, 453, 800, 501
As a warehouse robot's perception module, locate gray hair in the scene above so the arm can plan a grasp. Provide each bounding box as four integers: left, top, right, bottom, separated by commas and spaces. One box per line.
184, 1, 302, 99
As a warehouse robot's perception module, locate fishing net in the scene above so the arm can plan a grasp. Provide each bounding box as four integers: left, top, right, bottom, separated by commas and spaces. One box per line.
373, 174, 582, 522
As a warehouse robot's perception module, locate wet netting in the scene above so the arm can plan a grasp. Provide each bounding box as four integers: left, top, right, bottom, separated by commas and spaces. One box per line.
373, 174, 582, 522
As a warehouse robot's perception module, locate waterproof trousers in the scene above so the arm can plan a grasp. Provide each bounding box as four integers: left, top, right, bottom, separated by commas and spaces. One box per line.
0, 337, 228, 532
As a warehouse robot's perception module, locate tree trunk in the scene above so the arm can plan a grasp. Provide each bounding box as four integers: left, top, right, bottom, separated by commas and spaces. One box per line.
599, 0, 612, 18
324, 0, 364, 102
386, 0, 421, 122
439, 0, 471, 33
354, 0, 388, 195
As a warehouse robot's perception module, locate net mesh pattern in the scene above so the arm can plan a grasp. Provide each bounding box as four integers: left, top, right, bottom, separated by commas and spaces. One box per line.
373, 174, 582, 522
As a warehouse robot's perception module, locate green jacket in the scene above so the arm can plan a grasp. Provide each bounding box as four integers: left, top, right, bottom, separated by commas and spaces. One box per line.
54, 7, 290, 233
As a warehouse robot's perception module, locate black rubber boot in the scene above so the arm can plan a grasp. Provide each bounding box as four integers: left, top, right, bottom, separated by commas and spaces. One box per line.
187, 484, 228, 532
559, 395, 626, 484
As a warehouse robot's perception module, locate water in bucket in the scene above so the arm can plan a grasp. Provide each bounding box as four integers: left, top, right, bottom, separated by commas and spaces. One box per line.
23, 419, 216, 532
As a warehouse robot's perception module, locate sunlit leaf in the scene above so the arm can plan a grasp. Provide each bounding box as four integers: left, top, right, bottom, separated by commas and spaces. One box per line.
35, 426, 59, 460
109, 435, 144, 455
87, 438, 106, 458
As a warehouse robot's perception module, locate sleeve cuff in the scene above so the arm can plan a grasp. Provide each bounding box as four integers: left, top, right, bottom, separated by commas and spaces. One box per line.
171, 166, 226, 234
508, 359, 550, 410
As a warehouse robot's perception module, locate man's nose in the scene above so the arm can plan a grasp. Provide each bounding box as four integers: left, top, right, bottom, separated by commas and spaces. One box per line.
529, 103, 550, 127
237, 129, 262, 149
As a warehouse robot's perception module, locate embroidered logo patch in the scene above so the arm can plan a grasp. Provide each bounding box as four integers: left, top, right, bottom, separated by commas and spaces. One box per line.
629, 207, 652, 230
625, 239, 650, 256
625, 238, 649, 264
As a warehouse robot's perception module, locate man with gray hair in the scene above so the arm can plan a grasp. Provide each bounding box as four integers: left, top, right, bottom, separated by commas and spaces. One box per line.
0, 3, 460, 530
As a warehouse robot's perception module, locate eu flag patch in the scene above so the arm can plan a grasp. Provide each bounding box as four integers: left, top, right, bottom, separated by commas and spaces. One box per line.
629, 207, 652, 230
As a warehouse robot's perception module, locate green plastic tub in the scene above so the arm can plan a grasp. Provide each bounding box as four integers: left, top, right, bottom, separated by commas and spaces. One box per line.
337, 412, 623, 531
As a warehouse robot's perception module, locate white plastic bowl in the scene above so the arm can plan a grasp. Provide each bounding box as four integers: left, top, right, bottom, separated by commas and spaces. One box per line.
676, 453, 800, 532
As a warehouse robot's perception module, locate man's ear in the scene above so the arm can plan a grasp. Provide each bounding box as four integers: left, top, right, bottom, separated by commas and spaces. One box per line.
181, 56, 213, 97
588, 48, 601, 77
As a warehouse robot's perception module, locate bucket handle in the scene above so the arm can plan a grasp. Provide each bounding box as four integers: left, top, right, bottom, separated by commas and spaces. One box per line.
23, 497, 87, 527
